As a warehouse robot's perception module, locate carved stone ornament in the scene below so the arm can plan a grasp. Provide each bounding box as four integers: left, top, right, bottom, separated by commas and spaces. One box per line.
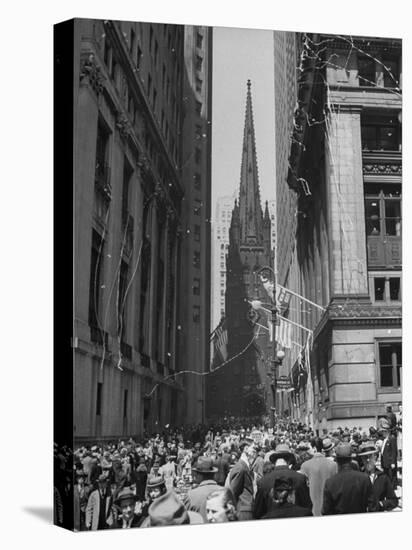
116, 112, 131, 139
79, 53, 104, 95
363, 162, 402, 175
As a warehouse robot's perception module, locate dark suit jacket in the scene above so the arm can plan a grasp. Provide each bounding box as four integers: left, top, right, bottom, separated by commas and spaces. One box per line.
322, 464, 374, 515
214, 456, 230, 485
229, 459, 254, 513
369, 469, 398, 511
381, 436, 397, 469
254, 465, 311, 519
263, 502, 313, 519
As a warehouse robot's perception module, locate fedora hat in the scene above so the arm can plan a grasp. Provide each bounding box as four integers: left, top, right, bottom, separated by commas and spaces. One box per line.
334, 443, 353, 459
116, 487, 136, 505
379, 418, 391, 430
322, 438, 335, 453
269, 443, 294, 463
358, 441, 379, 457
192, 456, 218, 474
148, 490, 203, 526
147, 475, 166, 489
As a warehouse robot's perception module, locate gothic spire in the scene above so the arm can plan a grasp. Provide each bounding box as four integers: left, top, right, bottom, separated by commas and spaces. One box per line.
238, 80, 263, 244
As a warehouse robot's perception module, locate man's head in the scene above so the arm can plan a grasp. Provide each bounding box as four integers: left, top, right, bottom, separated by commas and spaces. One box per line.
116, 488, 136, 522
386, 405, 392, 413
192, 457, 218, 482
206, 488, 237, 523
358, 441, 379, 474
97, 474, 108, 492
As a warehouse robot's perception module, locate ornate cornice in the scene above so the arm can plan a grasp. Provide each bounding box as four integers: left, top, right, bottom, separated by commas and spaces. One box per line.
79, 52, 105, 95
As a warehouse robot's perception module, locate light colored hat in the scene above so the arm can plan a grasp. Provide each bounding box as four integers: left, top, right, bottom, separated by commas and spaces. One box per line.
148, 490, 203, 526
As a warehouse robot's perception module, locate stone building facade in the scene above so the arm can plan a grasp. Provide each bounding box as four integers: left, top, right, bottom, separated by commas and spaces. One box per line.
206, 81, 273, 420
73, 19, 212, 442
274, 33, 402, 430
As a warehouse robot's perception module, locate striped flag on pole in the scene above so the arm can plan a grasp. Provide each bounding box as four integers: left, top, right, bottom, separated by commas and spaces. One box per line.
267, 315, 291, 348
211, 319, 228, 367
278, 318, 292, 349
276, 284, 292, 314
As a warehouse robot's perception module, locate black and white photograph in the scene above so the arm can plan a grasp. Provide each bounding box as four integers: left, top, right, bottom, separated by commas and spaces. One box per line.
51, 18, 404, 531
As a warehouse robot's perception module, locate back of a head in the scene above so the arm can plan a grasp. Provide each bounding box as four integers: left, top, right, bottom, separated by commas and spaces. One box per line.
313, 437, 323, 453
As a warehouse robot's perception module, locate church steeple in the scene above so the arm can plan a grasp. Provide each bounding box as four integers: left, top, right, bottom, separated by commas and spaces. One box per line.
238, 80, 263, 245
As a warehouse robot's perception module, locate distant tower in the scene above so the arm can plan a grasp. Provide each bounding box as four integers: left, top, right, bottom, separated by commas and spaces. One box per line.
206, 80, 273, 420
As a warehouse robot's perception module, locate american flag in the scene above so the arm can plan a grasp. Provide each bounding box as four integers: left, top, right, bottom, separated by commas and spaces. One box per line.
211, 319, 228, 367
267, 316, 291, 348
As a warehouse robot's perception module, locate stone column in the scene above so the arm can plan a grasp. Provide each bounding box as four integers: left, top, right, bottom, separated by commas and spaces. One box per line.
325, 106, 369, 297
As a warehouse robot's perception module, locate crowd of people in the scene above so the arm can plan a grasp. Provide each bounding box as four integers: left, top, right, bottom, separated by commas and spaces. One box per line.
54, 405, 402, 530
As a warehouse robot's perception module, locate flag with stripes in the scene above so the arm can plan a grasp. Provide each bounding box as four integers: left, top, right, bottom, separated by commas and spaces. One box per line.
267, 316, 291, 348
276, 284, 292, 314
211, 319, 228, 367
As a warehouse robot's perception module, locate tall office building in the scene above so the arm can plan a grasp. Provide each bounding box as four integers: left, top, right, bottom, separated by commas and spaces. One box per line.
71, 19, 212, 441
274, 32, 402, 430
179, 25, 213, 423
211, 195, 235, 329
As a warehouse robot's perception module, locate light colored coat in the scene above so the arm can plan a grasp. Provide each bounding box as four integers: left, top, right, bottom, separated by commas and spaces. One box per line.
300, 453, 338, 516
85, 489, 113, 530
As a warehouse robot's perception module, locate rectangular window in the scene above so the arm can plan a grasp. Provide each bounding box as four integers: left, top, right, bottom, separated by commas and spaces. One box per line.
378, 342, 401, 388
193, 278, 200, 295
147, 74, 152, 99
389, 277, 401, 301
194, 173, 201, 190
383, 57, 399, 88
196, 32, 203, 49
195, 77, 202, 93
374, 277, 385, 301
123, 389, 128, 418
195, 101, 202, 115
137, 46, 142, 69
154, 40, 159, 66
153, 88, 157, 112
122, 158, 133, 227
194, 198, 202, 216
89, 230, 103, 327
96, 382, 103, 416
194, 224, 201, 242
149, 25, 154, 53
358, 56, 376, 86
130, 28, 136, 54
195, 148, 201, 164
361, 117, 401, 151
193, 251, 200, 269
193, 305, 201, 323
118, 260, 129, 335
195, 55, 203, 72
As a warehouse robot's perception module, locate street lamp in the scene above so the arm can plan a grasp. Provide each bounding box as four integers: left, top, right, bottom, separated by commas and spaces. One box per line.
251, 265, 284, 427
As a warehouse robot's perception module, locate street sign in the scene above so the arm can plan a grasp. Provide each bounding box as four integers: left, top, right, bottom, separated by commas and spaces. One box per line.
277, 376, 291, 390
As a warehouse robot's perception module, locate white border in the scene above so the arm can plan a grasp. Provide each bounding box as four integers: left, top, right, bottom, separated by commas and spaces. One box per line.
1, 1, 409, 548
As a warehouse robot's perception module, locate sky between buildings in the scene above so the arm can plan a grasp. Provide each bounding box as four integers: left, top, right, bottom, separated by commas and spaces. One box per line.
212, 25, 276, 216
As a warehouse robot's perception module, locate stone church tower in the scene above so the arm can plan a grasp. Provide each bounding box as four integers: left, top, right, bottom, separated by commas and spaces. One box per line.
207, 81, 273, 420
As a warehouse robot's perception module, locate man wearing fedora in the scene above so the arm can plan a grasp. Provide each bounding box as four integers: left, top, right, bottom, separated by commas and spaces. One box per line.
113, 487, 141, 529
379, 418, 398, 489
322, 443, 374, 515
73, 470, 90, 531
85, 474, 114, 530
141, 490, 203, 527
228, 439, 256, 521
254, 443, 311, 519
183, 456, 219, 520
299, 437, 338, 516
358, 441, 398, 512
